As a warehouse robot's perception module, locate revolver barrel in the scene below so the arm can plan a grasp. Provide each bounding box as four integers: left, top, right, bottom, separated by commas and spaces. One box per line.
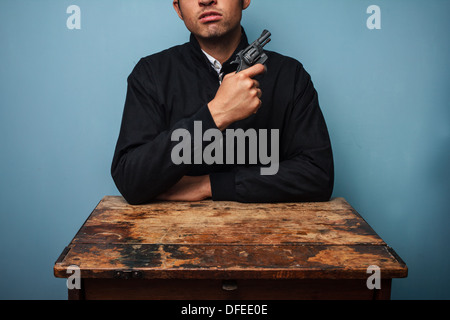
257, 30, 271, 48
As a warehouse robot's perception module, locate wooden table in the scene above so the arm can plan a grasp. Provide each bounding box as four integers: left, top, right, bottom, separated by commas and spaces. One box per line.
54, 196, 407, 300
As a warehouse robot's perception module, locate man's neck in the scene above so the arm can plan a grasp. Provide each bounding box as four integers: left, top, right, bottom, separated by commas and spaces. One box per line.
195, 26, 242, 65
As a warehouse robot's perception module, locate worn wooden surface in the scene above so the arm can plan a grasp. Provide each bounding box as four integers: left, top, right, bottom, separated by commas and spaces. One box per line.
54, 196, 407, 281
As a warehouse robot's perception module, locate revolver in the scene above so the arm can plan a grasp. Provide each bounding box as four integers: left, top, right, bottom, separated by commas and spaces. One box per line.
231, 29, 271, 73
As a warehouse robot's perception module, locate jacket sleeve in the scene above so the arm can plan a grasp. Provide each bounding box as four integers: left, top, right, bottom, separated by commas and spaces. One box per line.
209, 64, 334, 203
111, 59, 218, 205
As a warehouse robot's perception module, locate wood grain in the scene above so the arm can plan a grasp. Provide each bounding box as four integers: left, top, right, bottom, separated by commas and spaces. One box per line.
54, 196, 407, 281
72, 196, 385, 245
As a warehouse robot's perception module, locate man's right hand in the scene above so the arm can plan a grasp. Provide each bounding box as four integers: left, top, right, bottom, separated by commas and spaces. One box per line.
208, 64, 266, 131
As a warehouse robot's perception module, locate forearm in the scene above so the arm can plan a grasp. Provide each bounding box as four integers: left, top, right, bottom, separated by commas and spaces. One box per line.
210, 146, 334, 203
111, 132, 186, 205
156, 175, 212, 201
111, 104, 218, 205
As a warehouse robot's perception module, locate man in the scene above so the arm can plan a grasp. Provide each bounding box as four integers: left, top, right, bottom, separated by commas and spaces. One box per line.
111, 0, 334, 204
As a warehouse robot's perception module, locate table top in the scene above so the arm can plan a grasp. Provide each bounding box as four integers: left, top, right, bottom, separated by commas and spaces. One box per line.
54, 196, 407, 280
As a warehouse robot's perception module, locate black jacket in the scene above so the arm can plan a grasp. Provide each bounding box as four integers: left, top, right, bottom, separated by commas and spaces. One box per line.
111, 30, 334, 205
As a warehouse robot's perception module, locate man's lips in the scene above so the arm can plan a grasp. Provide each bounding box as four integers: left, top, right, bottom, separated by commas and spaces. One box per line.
199, 11, 222, 23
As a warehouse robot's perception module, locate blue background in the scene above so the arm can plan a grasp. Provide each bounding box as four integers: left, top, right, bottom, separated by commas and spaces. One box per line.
1, 0, 449, 299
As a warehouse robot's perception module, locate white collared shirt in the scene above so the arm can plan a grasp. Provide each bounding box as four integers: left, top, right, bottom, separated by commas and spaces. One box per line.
202, 50, 224, 83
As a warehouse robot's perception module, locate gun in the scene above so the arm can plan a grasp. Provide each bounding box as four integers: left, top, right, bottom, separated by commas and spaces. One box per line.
231, 29, 271, 73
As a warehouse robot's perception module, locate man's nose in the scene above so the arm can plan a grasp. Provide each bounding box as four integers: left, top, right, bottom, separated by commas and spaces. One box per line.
199, 0, 216, 6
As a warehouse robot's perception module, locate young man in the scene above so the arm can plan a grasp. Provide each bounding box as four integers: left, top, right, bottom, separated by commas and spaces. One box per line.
111, 0, 334, 204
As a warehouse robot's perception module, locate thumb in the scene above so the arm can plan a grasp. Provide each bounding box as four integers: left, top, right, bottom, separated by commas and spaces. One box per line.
240, 63, 266, 78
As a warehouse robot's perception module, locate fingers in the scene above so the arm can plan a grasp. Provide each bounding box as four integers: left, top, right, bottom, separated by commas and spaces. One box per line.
248, 72, 263, 114
240, 63, 266, 78
252, 81, 262, 112
256, 88, 262, 99
253, 98, 262, 114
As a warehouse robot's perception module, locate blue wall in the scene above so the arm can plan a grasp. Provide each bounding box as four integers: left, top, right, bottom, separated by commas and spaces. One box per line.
1, 0, 449, 299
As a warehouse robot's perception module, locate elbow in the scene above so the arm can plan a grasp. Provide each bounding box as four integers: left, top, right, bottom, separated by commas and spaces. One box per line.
315, 179, 334, 202
313, 165, 334, 202
120, 190, 153, 206
299, 178, 333, 203
111, 162, 158, 206
297, 162, 334, 203
112, 178, 159, 205
313, 151, 334, 202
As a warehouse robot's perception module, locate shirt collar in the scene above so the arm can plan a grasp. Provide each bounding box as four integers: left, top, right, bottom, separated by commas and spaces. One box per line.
201, 49, 222, 75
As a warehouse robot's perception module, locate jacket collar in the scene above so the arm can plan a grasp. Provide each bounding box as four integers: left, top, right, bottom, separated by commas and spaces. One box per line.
189, 27, 249, 75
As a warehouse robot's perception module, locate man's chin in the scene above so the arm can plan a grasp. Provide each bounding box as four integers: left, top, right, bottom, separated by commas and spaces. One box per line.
200, 27, 226, 39
197, 26, 237, 42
